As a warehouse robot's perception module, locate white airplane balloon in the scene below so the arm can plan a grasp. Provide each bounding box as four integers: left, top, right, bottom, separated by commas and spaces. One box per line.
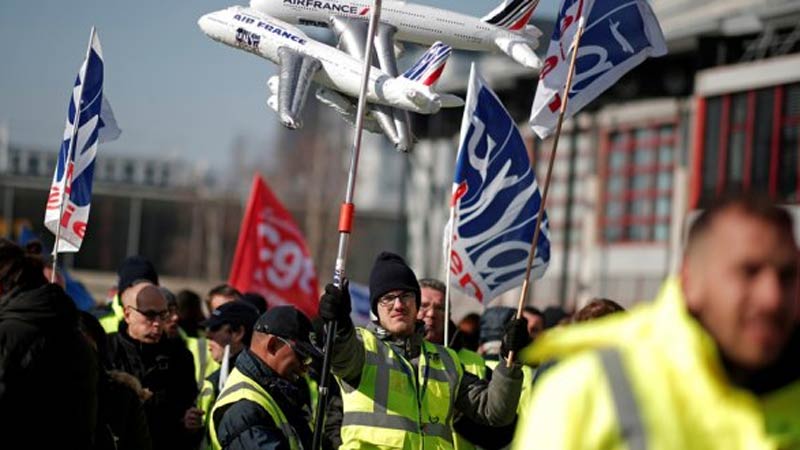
199, 6, 461, 150
251, 0, 543, 69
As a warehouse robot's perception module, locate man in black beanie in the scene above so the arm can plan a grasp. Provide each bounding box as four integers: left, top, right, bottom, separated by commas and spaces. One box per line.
318, 251, 530, 449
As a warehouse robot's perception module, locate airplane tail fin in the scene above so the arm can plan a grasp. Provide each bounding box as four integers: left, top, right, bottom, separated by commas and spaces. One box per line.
401, 42, 451, 88
482, 0, 540, 31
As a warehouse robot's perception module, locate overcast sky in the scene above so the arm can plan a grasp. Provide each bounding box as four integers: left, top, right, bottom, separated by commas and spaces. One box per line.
0, 0, 557, 174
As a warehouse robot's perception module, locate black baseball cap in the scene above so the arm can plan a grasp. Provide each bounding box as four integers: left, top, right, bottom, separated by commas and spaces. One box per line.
201, 301, 260, 331
254, 306, 322, 362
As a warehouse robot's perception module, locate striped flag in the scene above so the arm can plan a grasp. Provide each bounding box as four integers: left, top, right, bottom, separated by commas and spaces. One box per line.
446, 64, 550, 303
44, 29, 120, 252
530, 0, 666, 138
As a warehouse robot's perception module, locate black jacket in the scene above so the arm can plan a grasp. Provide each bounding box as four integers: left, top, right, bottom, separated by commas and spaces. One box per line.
93, 370, 153, 450
108, 325, 197, 450
0, 284, 98, 449
212, 349, 313, 450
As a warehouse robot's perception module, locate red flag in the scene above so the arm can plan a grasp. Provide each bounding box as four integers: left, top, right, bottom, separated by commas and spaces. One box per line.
229, 174, 319, 318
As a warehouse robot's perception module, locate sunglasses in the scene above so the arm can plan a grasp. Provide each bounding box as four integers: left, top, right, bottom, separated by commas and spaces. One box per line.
127, 306, 169, 322
275, 336, 313, 366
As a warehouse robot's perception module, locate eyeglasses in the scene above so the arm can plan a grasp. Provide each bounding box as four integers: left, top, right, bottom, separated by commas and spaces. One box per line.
377, 291, 416, 308
276, 336, 313, 366
128, 306, 170, 322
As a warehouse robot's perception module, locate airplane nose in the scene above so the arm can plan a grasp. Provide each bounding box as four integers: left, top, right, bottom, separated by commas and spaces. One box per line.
197, 14, 219, 38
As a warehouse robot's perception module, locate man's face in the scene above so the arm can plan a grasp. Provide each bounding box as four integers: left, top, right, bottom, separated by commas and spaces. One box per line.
377, 289, 418, 337
271, 336, 309, 382
209, 294, 236, 312
522, 311, 544, 340
207, 324, 235, 363
682, 209, 800, 370
124, 285, 168, 344
418, 287, 445, 343
164, 304, 180, 338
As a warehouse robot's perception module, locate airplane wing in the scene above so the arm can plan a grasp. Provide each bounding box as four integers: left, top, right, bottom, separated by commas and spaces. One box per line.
324, 16, 414, 152
273, 47, 321, 129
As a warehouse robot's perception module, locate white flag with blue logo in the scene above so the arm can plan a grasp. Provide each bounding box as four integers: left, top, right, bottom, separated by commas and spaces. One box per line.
45, 29, 120, 252
530, 0, 666, 138
446, 64, 550, 303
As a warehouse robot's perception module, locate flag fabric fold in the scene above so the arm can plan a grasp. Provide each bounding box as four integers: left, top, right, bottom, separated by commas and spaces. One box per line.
44, 29, 120, 253
228, 174, 319, 318
446, 64, 550, 304
529, 0, 666, 139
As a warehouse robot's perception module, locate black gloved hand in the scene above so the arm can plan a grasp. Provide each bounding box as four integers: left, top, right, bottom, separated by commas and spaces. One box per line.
318, 280, 351, 322
501, 318, 532, 357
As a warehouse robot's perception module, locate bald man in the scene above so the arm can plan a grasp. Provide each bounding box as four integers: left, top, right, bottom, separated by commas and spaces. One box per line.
107, 281, 200, 450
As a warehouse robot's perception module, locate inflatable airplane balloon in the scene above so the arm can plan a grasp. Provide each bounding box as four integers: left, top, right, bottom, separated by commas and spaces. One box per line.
251, 0, 543, 69
198, 6, 461, 151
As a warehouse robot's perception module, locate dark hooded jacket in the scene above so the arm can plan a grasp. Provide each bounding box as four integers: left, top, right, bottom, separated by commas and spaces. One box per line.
107, 323, 197, 450
0, 283, 98, 449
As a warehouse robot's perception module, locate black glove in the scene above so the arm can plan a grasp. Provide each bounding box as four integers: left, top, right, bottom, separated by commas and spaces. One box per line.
318, 280, 351, 322
501, 318, 532, 357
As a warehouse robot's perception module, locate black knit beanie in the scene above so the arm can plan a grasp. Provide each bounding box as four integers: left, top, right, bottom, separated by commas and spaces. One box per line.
368, 252, 421, 315
117, 255, 159, 295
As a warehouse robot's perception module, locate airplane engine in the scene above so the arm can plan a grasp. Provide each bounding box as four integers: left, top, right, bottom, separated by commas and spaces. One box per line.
267, 75, 279, 95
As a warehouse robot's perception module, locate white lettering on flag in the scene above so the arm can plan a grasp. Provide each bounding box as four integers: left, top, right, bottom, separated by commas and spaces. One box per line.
529, 0, 666, 138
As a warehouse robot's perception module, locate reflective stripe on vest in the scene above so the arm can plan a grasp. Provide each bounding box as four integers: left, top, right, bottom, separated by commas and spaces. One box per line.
598, 348, 648, 450
339, 328, 463, 449
209, 368, 300, 450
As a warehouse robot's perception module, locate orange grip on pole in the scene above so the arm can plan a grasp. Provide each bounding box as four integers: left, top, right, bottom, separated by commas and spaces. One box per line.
339, 203, 355, 233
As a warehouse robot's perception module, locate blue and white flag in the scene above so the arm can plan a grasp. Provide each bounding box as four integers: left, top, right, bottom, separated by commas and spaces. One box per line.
45, 29, 120, 252
446, 64, 550, 303
530, 0, 666, 138
348, 281, 372, 326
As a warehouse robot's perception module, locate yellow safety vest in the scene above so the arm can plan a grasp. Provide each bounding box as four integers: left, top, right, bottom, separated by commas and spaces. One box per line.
209, 367, 301, 450
338, 328, 464, 450
514, 278, 800, 450
485, 359, 534, 414
99, 294, 124, 334
456, 349, 486, 379
178, 328, 219, 388
304, 373, 319, 423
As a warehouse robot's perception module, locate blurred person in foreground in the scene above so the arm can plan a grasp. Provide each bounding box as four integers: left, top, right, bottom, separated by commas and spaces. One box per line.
514, 194, 800, 449
209, 306, 319, 449
107, 281, 199, 450
319, 252, 527, 449
0, 239, 97, 448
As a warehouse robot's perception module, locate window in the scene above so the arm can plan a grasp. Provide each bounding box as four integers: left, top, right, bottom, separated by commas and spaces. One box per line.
602, 122, 677, 243
696, 83, 800, 205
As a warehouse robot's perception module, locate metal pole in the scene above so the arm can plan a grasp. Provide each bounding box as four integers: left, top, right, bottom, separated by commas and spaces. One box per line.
507, 19, 585, 367
312, 2, 382, 448
443, 205, 456, 347
52, 27, 95, 283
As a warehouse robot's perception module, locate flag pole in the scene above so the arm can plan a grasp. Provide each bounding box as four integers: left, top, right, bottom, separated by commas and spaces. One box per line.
506, 19, 585, 367
312, 1, 381, 448
443, 204, 457, 347
51, 26, 96, 283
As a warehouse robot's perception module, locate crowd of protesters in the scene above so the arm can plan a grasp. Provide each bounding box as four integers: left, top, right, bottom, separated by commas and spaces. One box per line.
1, 193, 799, 449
